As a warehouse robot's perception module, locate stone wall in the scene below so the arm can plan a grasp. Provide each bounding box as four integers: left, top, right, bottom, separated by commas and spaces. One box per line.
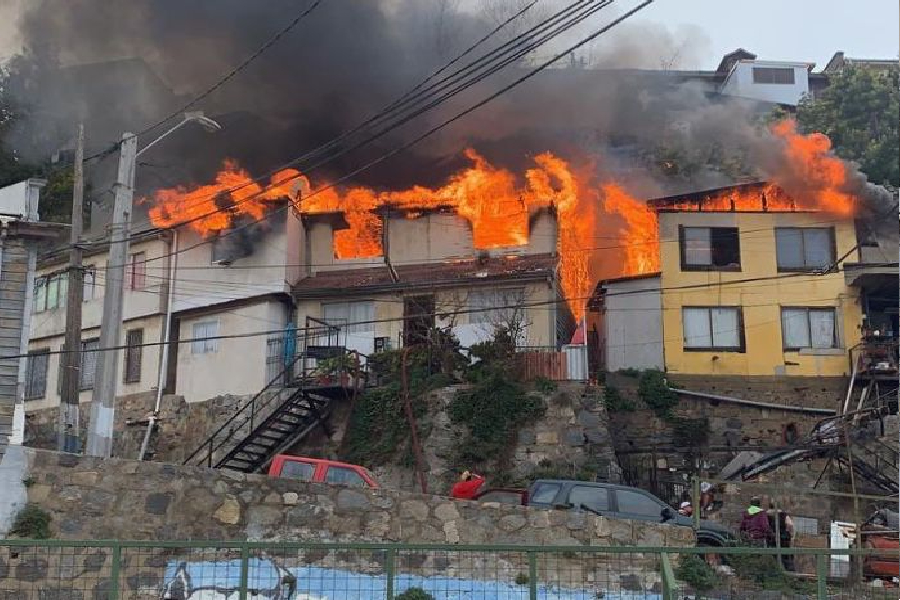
24, 392, 261, 464
665, 374, 847, 411
0, 446, 692, 596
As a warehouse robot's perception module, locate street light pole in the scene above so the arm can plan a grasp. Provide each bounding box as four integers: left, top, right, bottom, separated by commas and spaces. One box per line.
85, 132, 136, 458
85, 114, 221, 458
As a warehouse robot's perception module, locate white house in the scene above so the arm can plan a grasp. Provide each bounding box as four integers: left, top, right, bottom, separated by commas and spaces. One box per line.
25, 208, 302, 408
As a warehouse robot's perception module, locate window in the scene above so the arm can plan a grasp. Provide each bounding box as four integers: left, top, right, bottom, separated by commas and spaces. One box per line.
79, 338, 100, 390
683, 307, 744, 351
529, 482, 562, 505
775, 228, 835, 271
127, 252, 146, 290
569, 485, 610, 513
325, 466, 367, 487
211, 231, 252, 265
467, 288, 526, 324
279, 460, 315, 481
24, 350, 49, 400
322, 301, 375, 334
615, 489, 666, 519
124, 329, 143, 383
679, 227, 741, 270
191, 321, 219, 354
782, 307, 838, 350
32, 272, 68, 313
752, 67, 795, 84
82, 267, 97, 301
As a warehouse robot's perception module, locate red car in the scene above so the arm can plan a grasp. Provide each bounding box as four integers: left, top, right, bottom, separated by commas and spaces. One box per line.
268, 454, 379, 489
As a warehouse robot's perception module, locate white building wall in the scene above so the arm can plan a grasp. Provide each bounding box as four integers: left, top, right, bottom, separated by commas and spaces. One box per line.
175, 299, 290, 403
603, 276, 664, 372
720, 60, 811, 106
26, 315, 164, 411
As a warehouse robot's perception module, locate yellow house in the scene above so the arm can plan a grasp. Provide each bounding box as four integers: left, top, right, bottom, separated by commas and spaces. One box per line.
599, 182, 869, 379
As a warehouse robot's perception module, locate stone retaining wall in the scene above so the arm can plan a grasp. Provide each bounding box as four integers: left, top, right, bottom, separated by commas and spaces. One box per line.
0, 447, 692, 597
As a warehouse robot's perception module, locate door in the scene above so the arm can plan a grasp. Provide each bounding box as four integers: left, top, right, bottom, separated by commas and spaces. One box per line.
403, 295, 435, 345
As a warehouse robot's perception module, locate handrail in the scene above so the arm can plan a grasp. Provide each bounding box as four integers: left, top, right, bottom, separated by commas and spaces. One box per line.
182, 325, 338, 466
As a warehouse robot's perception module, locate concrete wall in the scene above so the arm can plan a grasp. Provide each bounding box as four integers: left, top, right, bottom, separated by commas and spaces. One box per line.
659, 212, 862, 377
602, 276, 664, 372
720, 60, 811, 106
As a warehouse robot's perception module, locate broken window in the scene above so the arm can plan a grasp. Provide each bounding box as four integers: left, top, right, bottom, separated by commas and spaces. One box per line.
752, 67, 795, 84
775, 227, 835, 271
781, 307, 838, 350
124, 328, 143, 384
680, 227, 741, 270
682, 307, 744, 351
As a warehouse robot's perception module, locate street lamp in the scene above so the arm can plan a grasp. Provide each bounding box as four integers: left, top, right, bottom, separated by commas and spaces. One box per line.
86, 112, 221, 458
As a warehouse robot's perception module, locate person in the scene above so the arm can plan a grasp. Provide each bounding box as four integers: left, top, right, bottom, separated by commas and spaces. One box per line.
450, 470, 485, 500
700, 482, 715, 512
678, 501, 693, 517
767, 503, 795, 571
739, 496, 771, 545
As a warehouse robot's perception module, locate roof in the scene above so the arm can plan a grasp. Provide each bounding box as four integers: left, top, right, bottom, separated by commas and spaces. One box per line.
293, 253, 557, 299
599, 272, 661, 286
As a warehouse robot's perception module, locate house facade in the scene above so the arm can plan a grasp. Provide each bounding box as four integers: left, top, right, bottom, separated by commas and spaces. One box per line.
597, 183, 895, 380
294, 209, 567, 355
25, 209, 301, 409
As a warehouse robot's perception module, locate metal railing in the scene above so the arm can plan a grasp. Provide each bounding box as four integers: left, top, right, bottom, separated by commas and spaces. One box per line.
0, 539, 895, 599
182, 325, 354, 468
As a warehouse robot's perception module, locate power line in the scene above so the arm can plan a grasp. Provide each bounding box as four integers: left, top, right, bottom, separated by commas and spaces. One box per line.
16, 264, 859, 360
81, 0, 325, 163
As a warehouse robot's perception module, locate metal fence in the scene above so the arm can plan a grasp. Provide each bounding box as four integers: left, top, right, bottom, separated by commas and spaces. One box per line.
0, 539, 895, 599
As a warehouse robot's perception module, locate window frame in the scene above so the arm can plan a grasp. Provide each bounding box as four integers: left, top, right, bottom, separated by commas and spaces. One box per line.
82, 266, 97, 302
127, 252, 147, 290
24, 349, 50, 400
682, 306, 746, 352
191, 320, 219, 354
752, 66, 796, 85
79, 338, 100, 391
775, 227, 837, 272
781, 307, 840, 351
123, 328, 144, 384
613, 488, 667, 520
678, 226, 742, 272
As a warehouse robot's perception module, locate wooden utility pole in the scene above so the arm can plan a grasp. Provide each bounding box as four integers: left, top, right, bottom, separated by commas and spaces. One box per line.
58, 123, 85, 453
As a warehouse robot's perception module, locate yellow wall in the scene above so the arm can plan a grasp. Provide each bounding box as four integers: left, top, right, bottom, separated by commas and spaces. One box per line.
659, 212, 862, 377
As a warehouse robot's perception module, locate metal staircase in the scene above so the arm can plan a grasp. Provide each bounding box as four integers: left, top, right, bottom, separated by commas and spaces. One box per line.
183, 323, 366, 473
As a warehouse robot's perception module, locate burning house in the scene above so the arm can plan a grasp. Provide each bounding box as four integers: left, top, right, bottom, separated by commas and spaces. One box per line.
595, 179, 898, 385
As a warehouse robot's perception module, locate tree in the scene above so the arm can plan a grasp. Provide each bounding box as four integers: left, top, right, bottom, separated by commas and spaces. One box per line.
796, 66, 899, 189
0, 53, 78, 223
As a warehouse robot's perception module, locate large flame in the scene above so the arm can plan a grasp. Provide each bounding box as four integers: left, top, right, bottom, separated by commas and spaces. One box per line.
146, 121, 856, 323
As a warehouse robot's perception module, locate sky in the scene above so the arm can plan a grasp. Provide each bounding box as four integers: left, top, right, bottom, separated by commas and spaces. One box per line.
592, 0, 899, 69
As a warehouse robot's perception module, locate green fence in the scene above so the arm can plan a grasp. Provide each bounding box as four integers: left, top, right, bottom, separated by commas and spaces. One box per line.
0, 539, 895, 599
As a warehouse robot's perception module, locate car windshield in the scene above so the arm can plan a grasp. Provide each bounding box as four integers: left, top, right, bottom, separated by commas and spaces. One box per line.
530, 482, 562, 504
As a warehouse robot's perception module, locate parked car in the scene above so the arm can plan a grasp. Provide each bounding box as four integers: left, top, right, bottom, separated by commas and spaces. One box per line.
859, 508, 899, 581
268, 454, 379, 489
527, 479, 735, 546
474, 488, 529, 505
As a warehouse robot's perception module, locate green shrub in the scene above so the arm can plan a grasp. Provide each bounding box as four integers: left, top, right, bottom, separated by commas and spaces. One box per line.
603, 386, 635, 412
396, 587, 435, 600
675, 554, 719, 594
618, 367, 642, 378
637, 369, 678, 417
671, 416, 710, 448
10, 504, 52, 539
534, 377, 557, 394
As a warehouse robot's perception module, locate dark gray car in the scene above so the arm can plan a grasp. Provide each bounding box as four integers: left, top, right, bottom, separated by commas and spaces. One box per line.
527, 479, 734, 546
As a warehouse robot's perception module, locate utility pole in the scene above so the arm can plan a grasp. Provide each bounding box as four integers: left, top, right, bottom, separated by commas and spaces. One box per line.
86, 132, 137, 458
59, 123, 85, 453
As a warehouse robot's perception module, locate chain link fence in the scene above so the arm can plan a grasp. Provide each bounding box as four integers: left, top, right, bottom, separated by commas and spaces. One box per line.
0, 540, 896, 599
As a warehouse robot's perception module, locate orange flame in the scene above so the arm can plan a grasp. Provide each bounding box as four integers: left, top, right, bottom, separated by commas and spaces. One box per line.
602, 183, 660, 274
